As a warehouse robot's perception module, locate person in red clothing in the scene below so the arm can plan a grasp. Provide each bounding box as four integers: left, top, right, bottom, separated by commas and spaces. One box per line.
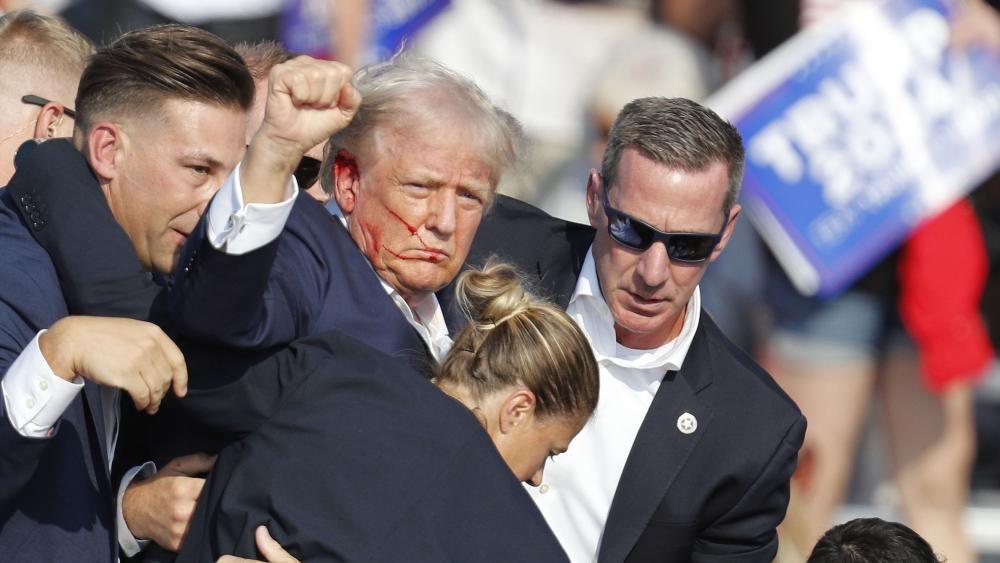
763, 2, 999, 561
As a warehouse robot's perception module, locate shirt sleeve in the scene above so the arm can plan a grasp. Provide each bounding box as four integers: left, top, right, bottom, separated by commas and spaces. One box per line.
206, 162, 299, 255
1, 330, 83, 439
117, 461, 157, 557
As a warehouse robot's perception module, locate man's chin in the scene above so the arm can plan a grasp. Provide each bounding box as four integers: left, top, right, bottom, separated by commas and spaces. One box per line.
386, 270, 452, 301
611, 305, 668, 333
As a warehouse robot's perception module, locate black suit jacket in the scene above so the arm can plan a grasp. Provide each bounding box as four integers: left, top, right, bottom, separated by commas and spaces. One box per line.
446, 195, 806, 563
174, 331, 569, 563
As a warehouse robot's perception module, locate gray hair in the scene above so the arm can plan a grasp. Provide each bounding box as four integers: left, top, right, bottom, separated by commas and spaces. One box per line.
601, 97, 744, 217
321, 55, 523, 200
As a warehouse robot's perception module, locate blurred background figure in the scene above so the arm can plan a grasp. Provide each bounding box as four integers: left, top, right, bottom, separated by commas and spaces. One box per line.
0, 9, 91, 186
750, 3, 999, 562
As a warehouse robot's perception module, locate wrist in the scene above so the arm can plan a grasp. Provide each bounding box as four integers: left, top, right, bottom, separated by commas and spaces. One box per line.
242, 127, 301, 205
38, 320, 78, 382
122, 478, 151, 541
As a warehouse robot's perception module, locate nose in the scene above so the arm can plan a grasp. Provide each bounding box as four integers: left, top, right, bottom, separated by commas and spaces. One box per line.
527, 467, 544, 487
633, 241, 671, 289
424, 189, 457, 236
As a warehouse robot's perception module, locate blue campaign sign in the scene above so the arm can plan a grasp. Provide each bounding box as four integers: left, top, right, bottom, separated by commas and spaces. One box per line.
707, 0, 1000, 297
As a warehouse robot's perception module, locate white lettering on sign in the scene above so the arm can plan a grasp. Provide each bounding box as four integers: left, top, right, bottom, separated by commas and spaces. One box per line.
748, 6, 1000, 249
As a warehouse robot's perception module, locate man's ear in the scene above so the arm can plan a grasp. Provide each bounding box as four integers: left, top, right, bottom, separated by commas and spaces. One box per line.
586, 169, 603, 228
85, 122, 124, 183
332, 150, 361, 214
497, 389, 537, 435
709, 203, 741, 263
31, 102, 69, 139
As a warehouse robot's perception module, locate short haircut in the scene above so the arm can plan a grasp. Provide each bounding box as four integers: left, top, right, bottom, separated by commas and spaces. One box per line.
0, 10, 93, 101
602, 97, 744, 217
235, 40, 295, 82
807, 518, 942, 563
321, 54, 523, 200
75, 24, 254, 134
436, 261, 599, 421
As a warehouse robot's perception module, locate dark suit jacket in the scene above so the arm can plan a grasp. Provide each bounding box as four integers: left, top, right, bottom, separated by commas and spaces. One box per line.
174, 331, 569, 563
170, 192, 430, 372
6, 139, 162, 320
446, 195, 807, 563
0, 167, 116, 561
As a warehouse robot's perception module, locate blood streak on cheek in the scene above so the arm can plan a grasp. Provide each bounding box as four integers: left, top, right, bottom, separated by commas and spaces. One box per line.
385, 207, 433, 249
382, 245, 413, 260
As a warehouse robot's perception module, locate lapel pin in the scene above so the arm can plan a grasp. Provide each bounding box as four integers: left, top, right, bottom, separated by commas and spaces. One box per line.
677, 412, 697, 435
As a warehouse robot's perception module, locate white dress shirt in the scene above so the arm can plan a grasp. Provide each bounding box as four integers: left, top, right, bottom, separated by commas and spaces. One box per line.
528, 247, 702, 563
207, 167, 453, 361
2, 332, 84, 439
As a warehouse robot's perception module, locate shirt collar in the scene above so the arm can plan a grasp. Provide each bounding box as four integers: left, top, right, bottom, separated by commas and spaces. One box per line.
567, 246, 701, 373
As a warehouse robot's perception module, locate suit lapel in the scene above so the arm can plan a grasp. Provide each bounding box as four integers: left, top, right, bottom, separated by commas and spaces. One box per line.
597, 323, 715, 563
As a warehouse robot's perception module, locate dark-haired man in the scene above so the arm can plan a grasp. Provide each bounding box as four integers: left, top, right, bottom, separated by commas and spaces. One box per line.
454, 97, 806, 562
0, 23, 357, 560
808, 518, 941, 563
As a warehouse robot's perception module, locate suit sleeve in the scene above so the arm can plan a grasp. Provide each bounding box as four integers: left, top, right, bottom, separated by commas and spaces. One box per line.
170, 338, 325, 437
0, 245, 70, 511
692, 414, 806, 563
169, 195, 327, 349
0, 332, 55, 511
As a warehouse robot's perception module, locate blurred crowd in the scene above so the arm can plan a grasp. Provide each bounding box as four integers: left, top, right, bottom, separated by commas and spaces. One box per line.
2, 0, 1000, 562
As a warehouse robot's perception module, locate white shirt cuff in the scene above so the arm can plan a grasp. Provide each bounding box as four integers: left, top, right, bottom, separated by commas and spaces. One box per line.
1, 330, 83, 439
207, 161, 299, 255
117, 461, 157, 557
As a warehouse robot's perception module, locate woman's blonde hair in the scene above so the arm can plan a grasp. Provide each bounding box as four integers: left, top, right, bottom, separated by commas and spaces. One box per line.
436, 261, 599, 420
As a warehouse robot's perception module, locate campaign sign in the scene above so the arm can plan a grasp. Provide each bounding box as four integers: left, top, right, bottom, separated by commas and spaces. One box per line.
707, 0, 1000, 297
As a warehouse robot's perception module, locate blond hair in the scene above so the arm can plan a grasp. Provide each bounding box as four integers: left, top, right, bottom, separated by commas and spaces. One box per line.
436, 262, 599, 420
0, 10, 93, 105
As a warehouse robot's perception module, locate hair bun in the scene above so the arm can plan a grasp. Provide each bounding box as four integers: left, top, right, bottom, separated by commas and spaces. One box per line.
455, 260, 535, 330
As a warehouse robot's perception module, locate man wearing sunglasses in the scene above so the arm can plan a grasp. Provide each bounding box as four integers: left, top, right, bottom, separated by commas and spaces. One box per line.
0, 11, 92, 186
452, 97, 806, 562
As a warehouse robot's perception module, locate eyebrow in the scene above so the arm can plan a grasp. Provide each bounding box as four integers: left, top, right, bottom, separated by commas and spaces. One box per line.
399, 166, 492, 191
182, 150, 225, 169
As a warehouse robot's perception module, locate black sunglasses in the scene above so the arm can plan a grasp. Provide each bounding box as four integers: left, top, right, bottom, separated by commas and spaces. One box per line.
294, 155, 322, 188
601, 186, 724, 263
21, 95, 76, 119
